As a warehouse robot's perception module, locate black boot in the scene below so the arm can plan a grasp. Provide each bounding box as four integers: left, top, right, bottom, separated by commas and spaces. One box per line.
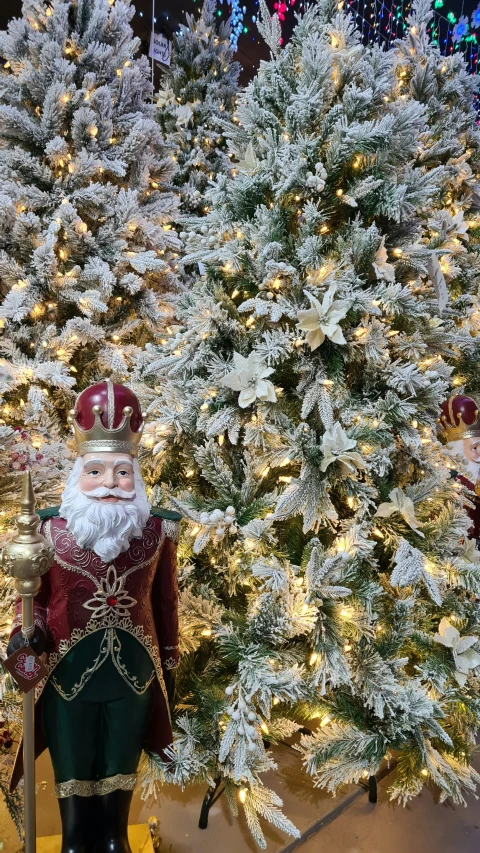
58, 795, 97, 853
96, 789, 133, 853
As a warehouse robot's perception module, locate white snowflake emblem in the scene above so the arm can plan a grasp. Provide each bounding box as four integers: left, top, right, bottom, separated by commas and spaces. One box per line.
83, 565, 137, 620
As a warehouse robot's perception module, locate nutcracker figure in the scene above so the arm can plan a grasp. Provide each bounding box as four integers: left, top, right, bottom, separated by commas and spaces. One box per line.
7, 380, 180, 853
439, 394, 480, 542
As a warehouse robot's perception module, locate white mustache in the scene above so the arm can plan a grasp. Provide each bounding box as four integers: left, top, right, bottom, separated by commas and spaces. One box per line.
85, 487, 136, 499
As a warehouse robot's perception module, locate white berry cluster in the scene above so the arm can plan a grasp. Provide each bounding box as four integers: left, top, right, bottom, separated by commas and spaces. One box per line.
200, 506, 237, 543
180, 227, 222, 250
305, 161, 327, 191
225, 685, 260, 753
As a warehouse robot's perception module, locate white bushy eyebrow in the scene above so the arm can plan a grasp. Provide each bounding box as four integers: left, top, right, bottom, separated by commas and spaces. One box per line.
82, 458, 105, 469
82, 458, 133, 469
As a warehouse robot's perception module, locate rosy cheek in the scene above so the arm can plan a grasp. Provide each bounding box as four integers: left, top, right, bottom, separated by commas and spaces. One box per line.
80, 477, 98, 493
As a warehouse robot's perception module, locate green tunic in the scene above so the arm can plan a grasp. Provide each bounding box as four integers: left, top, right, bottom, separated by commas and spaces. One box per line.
43, 630, 154, 794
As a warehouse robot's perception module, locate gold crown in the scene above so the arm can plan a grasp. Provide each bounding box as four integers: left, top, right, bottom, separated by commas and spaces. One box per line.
67, 380, 144, 457
438, 395, 480, 443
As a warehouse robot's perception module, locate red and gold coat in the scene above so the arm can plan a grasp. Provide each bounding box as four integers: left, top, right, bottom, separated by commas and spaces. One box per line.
9, 508, 180, 791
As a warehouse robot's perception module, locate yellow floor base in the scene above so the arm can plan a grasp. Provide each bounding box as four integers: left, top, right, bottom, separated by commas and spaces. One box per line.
37, 823, 154, 852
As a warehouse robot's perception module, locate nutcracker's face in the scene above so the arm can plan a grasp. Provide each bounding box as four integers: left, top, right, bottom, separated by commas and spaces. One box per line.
463, 438, 480, 464
79, 452, 135, 503
59, 452, 150, 562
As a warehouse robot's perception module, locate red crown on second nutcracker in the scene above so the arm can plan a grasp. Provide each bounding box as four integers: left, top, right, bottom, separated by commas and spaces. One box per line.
67, 380, 145, 456
438, 394, 480, 442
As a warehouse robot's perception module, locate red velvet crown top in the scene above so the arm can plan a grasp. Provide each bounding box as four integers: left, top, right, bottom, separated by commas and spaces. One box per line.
75, 381, 143, 433
440, 395, 478, 429
439, 394, 480, 441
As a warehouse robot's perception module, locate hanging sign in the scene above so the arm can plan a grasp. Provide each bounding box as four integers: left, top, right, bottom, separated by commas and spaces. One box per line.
149, 31, 172, 66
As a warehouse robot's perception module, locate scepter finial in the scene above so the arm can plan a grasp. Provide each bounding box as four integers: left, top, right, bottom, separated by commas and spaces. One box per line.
1, 470, 53, 592
20, 469, 35, 516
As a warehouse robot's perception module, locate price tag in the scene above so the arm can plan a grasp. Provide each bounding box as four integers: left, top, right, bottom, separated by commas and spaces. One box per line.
3, 644, 48, 693
428, 254, 449, 313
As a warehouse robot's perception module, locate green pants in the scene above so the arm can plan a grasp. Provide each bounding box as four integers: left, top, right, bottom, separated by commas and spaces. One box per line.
42, 633, 153, 798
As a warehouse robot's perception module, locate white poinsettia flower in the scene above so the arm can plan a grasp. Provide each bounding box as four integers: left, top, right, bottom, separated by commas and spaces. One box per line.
375, 487, 424, 537
175, 104, 193, 128
297, 285, 350, 351
156, 86, 175, 107
434, 617, 480, 687
373, 237, 395, 283
320, 422, 365, 475
221, 352, 277, 409
463, 538, 480, 563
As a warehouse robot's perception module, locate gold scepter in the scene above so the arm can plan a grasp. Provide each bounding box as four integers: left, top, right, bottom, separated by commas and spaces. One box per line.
2, 471, 53, 853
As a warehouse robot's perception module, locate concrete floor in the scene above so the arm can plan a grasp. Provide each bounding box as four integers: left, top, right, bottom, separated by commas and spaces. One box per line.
1, 743, 480, 852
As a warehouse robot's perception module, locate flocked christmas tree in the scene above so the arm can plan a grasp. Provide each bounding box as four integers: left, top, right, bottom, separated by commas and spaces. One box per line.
0, 0, 180, 532
136, 0, 480, 844
0, 0, 179, 832
155, 0, 240, 218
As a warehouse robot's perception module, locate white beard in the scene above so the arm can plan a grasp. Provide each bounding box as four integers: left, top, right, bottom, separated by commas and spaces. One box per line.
448, 440, 480, 483
59, 458, 151, 563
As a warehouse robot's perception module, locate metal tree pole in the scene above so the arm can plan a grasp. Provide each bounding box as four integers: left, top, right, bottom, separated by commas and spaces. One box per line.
151, 0, 155, 93
2, 471, 53, 853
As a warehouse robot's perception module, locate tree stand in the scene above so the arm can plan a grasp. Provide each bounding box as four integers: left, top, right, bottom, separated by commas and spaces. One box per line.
198, 778, 224, 829
358, 775, 378, 803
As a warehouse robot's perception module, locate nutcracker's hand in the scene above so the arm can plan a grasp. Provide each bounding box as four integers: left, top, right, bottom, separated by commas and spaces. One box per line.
163, 669, 176, 706
7, 626, 46, 658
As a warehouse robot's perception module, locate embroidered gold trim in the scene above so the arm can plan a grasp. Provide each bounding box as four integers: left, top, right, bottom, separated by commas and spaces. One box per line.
47, 623, 171, 722
55, 773, 137, 799
44, 521, 165, 585
79, 439, 137, 454
163, 518, 180, 544
111, 630, 156, 695
83, 564, 138, 620
50, 629, 156, 701
50, 631, 111, 701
